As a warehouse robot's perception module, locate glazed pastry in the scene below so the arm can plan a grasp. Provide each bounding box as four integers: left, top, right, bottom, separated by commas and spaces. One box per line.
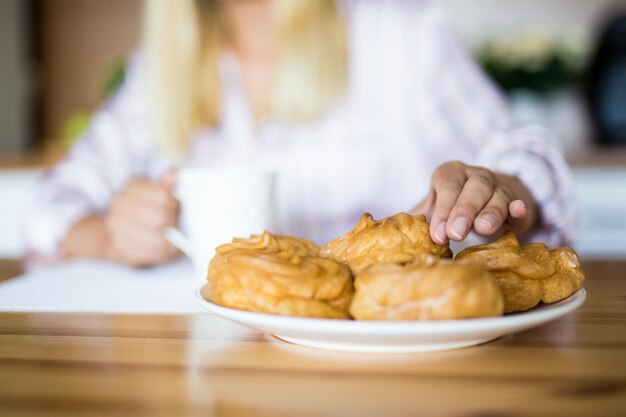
320, 212, 452, 274
349, 254, 503, 320
203, 231, 353, 319
455, 232, 585, 313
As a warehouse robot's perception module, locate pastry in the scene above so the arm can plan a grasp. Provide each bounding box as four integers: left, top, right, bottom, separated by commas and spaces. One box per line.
455, 232, 585, 313
207, 231, 319, 274
214, 231, 319, 257
320, 212, 452, 274
349, 254, 503, 320
202, 231, 353, 319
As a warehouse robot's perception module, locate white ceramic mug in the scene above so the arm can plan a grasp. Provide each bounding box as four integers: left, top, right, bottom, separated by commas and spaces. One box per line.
166, 164, 276, 280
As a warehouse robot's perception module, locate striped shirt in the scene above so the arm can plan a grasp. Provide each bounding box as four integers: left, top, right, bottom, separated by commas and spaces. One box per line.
24, 0, 575, 260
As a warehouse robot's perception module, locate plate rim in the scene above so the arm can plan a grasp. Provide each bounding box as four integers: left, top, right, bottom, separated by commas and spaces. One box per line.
194, 286, 587, 335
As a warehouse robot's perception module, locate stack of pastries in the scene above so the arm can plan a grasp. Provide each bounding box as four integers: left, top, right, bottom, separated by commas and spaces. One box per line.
202, 212, 584, 320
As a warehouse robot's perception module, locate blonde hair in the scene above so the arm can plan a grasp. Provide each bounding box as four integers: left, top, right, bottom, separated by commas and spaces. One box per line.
144, 0, 347, 159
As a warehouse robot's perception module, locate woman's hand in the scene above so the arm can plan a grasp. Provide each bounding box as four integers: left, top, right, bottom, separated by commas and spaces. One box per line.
62, 174, 180, 268
104, 175, 180, 267
412, 161, 539, 244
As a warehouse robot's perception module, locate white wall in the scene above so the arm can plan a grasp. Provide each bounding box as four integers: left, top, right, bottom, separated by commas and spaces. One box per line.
441, 0, 626, 42
0, 170, 41, 257
572, 168, 626, 258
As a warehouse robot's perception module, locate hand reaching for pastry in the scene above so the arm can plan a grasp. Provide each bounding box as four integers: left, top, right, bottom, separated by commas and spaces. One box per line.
411, 161, 538, 244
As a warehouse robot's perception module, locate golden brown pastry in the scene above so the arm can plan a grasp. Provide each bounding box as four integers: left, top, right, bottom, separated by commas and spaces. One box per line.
207, 231, 319, 275
455, 232, 585, 313
202, 231, 353, 319
349, 254, 504, 320
214, 231, 319, 257
320, 212, 452, 274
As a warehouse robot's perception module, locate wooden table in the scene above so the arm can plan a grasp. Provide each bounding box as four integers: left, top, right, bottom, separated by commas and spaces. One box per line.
0, 260, 624, 417
0, 259, 22, 283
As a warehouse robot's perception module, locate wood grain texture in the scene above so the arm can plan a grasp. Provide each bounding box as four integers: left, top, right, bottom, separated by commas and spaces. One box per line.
0, 260, 625, 416
0, 259, 22, 283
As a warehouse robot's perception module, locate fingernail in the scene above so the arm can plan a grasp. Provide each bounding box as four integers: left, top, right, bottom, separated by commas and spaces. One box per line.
451, 217, 470, 240
435, 221, 448, 244
479, 213, 498, 230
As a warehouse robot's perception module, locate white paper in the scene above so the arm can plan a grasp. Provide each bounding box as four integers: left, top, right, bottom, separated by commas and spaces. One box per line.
0, 258, 205, 313
0, 169, 41, 257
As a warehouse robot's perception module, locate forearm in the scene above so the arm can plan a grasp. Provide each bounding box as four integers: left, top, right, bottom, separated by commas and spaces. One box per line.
61, 215, 112, 261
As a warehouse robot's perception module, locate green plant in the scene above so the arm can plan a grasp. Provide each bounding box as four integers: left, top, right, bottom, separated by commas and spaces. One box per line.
61, 58, 127, 148
475, 29, 589, 95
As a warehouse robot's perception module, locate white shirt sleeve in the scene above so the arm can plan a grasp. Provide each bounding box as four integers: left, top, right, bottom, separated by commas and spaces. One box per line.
23, 51, 170, 261
412, 1, 576, 246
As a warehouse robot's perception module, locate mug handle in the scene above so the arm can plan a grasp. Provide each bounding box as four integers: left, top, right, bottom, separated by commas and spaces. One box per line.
165, 227, 195, 259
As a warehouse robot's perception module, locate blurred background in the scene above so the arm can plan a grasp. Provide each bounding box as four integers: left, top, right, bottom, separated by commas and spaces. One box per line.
1, 0, 625, 259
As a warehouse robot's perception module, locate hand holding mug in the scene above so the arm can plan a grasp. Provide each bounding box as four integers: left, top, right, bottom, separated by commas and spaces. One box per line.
105, 173, 180, 267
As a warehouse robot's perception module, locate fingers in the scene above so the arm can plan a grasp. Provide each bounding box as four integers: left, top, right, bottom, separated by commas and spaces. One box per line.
425, 163, 535, 243
126, 179, 178, 209
107, 214, 179, 267
108, 214, 178, 267
446, 170, 494, 241
125, 196, 178, 230
116, 179, 179, 229
429, 163, 467, 244
107, 177, 181, 267
473, 185, 514, 235
507, 199, 529, 228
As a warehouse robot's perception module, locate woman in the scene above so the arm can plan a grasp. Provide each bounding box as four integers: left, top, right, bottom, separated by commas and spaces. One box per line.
25, 0, 574, 267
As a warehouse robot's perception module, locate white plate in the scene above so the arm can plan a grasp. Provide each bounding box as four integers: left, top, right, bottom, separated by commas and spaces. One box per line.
195, 287, 586, 353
